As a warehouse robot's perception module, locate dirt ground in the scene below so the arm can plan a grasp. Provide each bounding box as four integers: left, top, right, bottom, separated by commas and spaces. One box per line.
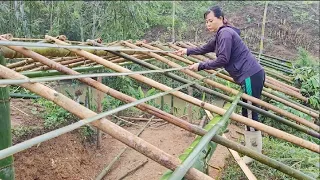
9, 98, 244, 180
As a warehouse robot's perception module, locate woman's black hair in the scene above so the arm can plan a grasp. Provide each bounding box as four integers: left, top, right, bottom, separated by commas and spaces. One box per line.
204, 6, 224, 20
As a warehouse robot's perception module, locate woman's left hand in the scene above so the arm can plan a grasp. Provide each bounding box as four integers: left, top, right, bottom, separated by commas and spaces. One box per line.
188, 63, 199, 72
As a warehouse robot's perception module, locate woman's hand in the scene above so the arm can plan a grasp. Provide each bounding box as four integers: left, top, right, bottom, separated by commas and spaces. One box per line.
174, 48, 187, 56
188, 63, 199, 72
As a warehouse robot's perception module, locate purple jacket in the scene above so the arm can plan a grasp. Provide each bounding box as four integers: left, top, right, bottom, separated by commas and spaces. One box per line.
187, 26, 263, 84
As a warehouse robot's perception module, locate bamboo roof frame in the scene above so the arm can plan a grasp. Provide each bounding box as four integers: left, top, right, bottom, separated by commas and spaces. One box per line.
0, 34, 319, 180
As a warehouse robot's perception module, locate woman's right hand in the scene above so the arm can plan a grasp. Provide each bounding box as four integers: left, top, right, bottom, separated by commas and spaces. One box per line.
174, 48, 187, 56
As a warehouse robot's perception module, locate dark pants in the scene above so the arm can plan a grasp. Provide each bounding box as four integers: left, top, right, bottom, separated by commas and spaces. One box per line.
240, 69, 266, 131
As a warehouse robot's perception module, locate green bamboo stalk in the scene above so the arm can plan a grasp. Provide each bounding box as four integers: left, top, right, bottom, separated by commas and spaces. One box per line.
260, 60, 293, 74
256, 56, 292, 69
107, 51, 319, 138
258, 1, 269, 63
252, 51, 292, 63
166, 92, 242, 180
0, 53, 14, 180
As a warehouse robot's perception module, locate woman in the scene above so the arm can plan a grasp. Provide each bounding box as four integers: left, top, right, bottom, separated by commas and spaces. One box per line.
175, 6, 265, 164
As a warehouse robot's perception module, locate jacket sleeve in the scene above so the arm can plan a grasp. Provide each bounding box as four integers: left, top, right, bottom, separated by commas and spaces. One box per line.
186, 37, 216, 55
198, 31, 233, 71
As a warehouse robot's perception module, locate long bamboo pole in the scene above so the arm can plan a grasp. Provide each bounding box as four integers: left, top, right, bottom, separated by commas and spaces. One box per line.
106, 50, 319, 138
44, 36, 320, 152
0, 60, 315, 180
0, 54, 14, 180
125, 41, 319, 131
168, 92, 242, 180
145, 42, 314, 115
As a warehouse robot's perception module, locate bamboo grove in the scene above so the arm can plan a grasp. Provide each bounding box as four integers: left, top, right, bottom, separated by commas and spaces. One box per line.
0, 34, 319, 180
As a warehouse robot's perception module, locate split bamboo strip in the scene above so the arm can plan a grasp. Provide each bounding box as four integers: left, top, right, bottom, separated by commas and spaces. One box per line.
107, 50, 319, 138
45, 36, 320, 152
0, 67, 212, 180
0, 63, 315, 180
125, 41, 319, 132
168, 92, 242, 180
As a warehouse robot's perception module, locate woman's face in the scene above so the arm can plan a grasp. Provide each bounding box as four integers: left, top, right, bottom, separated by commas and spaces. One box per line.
205, 11, 223, 32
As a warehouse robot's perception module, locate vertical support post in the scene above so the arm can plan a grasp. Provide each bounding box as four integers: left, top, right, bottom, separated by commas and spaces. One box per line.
96, 76, 102, 149
0, 52, 15, 180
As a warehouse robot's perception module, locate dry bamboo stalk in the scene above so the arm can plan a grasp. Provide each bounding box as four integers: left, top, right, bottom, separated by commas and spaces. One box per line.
205, 110, 257, 180
30, 57, 88, 71
13, 56, 76, 72
0, 65, 212, 180
124, 41, 319, 132
43, 36, 319, 152
264, 82, 307, 102
266, 76, 300, 92
262, 91, 319, 118
7, 58, 35, 68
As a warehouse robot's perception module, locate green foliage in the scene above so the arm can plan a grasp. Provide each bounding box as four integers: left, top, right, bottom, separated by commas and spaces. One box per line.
293, 48, 320, 110
35, 98, 75, 129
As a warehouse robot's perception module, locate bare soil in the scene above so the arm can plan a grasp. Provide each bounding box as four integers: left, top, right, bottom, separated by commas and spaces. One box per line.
10, 98, 243, 180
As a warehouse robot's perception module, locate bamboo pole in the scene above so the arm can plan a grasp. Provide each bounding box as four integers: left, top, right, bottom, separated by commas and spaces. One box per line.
0, 66, 213, 180
106, 50, 319, 138
265, 88, 319, 114
168, 92, 242, 180
0, 65, 315, 180
0, 54, 14, 180
125, 41, 319, 132
252, 51, 292, 63
7, 58, 40, 68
